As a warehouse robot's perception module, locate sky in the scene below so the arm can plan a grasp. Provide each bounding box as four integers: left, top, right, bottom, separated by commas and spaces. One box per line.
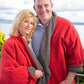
0, 0, 84, 22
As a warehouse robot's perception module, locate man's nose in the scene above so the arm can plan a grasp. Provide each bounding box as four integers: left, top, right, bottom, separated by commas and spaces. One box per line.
41, 6, 46, 12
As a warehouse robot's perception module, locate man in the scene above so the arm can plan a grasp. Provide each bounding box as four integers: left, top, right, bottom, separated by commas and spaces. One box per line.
32, 0, 83, 84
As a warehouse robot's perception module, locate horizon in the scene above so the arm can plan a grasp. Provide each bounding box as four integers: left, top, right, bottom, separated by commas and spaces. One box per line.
0, 22, 84, 47
0, 19, 84, 25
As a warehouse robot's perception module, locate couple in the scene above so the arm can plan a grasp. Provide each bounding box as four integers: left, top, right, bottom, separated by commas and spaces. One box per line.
0, 0, 83, 84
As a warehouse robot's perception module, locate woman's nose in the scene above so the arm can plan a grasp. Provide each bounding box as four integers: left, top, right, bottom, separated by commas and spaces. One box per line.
26, 23, 30, 27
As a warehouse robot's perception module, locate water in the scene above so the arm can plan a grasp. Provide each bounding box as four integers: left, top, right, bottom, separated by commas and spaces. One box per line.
0, 22, 84, 47
0, 22, 12, 38
74, 25, 84, 48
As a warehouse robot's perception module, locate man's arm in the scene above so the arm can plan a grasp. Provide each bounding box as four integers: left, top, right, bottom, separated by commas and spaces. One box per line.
59, 71, 76, 84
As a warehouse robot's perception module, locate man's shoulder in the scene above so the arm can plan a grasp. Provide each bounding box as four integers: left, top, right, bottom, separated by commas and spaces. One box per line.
56, 16, 71, 25
54, 16, 74, 32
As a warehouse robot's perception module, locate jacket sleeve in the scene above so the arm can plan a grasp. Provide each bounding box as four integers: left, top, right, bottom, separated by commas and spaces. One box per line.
0, 41, 37, 84
63, 23, 83, 72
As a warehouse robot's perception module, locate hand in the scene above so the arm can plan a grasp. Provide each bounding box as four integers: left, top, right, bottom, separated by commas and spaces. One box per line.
35, 70, 43, 78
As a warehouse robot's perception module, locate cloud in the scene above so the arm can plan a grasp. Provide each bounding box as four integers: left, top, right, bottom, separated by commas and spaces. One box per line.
0, 0, 35, 20
0, 0, 84, 22
57, 11, 84, 22
0, 9, 19, 20
52, 0, 84, 22
0, 0, 24, 9
24, 0, 34, 4
22, 0, 34, 13
0, 0, 24, 20
53, 0, 84, 11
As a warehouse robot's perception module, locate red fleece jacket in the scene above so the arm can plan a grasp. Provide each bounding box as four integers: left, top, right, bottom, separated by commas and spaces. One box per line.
48, 16, 83, 84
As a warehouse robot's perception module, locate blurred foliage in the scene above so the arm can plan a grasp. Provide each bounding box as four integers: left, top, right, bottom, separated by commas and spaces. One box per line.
75, 59, 84, 84
78, 61, 84, 83
0, 29, 6, 58
0, 51, 1, 59
0, 29, 6, 51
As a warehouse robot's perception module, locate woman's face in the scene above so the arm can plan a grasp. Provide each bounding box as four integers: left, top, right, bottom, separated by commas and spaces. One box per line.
18, 17, 34, 36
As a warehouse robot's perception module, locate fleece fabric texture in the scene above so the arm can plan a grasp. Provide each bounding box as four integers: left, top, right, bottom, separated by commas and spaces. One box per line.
0, 35, 38, 84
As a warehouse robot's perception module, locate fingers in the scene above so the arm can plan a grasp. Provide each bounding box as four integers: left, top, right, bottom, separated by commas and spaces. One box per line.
35, 70, 43, 78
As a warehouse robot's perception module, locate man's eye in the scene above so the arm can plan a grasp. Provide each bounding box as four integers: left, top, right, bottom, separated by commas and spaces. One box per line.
45, 4, 48, 7
38, 5, 42, 8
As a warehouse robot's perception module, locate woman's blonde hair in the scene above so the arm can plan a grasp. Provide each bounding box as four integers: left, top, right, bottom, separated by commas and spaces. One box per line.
9, 9, 36, 41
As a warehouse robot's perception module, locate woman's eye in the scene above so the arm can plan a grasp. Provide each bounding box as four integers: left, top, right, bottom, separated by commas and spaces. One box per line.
30, 22, 34, 25
24, 21, 28, 23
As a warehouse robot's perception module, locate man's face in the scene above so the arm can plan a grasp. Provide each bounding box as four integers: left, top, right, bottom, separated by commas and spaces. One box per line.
33, 0, 53, 26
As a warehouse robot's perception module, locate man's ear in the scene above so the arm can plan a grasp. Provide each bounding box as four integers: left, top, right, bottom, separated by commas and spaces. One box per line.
33, 6, 36, 11
51, 3, 53, 8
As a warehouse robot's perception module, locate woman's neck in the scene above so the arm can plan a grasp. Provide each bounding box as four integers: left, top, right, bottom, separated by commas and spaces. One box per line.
22, 36, 30, 45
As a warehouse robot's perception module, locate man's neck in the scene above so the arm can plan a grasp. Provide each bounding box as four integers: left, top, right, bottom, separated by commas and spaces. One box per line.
38, 16, 52, 27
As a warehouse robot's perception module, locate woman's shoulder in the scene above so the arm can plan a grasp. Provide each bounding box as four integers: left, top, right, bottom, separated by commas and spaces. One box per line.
2, 36, 17, 48
5, 36, 17, 44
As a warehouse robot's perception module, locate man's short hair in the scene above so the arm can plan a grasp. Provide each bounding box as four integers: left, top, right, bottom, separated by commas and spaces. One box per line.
34, 0, 52, 4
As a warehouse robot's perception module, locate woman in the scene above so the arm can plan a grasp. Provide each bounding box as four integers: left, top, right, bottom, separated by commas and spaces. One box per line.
0, 9, 44, 84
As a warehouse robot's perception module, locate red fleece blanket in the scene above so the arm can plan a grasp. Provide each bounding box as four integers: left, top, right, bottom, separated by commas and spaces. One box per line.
0, 35, 38, 84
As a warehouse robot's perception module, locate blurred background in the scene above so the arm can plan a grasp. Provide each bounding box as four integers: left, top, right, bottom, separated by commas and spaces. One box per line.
0, 0, 84, 48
